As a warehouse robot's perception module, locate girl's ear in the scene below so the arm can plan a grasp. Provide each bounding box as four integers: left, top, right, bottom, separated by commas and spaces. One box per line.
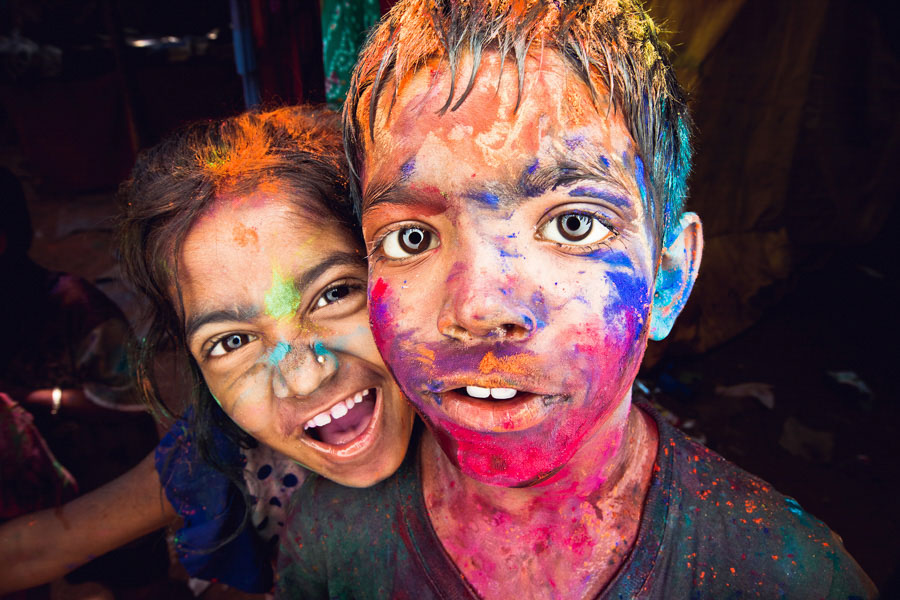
648, 212, 703, 341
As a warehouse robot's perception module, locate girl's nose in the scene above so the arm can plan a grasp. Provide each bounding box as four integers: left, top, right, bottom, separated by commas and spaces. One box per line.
271, 341, 338, 398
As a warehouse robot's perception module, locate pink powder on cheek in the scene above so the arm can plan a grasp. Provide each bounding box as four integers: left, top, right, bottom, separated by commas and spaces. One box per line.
368, 277, 398, 353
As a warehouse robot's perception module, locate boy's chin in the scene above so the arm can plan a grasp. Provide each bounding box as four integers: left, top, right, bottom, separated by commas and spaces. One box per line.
426, 418, 583, 488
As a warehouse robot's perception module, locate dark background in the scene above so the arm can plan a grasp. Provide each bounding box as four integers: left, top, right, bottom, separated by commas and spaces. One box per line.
1, 0, 897, 595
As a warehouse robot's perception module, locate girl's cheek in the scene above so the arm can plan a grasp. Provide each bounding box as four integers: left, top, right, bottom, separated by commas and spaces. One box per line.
216, 369, 272, 435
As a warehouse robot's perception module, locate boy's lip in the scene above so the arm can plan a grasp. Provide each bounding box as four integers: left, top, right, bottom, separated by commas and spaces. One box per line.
296, 386, 385, 460
422, 374, 570, 432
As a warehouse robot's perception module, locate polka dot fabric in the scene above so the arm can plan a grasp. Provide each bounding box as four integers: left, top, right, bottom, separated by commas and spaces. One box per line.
243, 442, 308, 545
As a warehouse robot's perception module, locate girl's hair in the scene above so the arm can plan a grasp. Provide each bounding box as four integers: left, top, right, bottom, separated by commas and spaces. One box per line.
117, 105, 356, 521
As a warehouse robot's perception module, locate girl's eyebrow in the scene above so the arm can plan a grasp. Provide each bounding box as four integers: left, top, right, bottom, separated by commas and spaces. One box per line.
186, 306, 260, 341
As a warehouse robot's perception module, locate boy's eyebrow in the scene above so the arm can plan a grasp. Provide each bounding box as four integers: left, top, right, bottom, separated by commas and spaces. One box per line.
363, 176, 448, 215
363, 152, 636, 212
186, 306, 260, 341
519, 153, 633, 203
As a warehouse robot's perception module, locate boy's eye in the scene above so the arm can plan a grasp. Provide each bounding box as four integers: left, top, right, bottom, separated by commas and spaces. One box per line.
539, 212, 613, 246
381, 226, 439, 258
210, 333, 257, 357
316, 284, 352, 308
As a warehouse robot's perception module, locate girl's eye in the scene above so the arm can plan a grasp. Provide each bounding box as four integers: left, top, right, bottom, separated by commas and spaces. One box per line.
209, 333, 257, 357
539, 212, 613, 246
381, 226, 439, 259
316, 284, 352, 308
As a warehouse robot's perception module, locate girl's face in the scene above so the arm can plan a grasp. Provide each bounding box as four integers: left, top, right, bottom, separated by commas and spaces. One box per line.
177, 192, 414, 487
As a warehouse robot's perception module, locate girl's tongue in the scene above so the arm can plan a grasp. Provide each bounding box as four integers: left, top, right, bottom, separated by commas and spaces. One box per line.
317, 396, 376, 445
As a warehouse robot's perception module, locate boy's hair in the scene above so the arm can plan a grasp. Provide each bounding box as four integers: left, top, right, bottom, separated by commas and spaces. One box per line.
344, 0, 692, 243
117, 106, 355, 530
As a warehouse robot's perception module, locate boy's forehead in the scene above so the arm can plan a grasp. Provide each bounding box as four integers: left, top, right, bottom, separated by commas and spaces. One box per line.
359, 51, 638, 200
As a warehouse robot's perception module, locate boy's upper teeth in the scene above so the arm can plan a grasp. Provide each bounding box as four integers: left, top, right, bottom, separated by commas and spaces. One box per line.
465, 386, 517, 400
304, 389, 371, 430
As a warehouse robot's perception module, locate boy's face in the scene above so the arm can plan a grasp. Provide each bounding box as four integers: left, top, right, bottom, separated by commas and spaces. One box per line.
360, 52, 660, 486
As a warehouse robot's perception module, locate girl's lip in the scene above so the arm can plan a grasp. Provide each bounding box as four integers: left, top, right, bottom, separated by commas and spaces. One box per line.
297, 387, 384, 460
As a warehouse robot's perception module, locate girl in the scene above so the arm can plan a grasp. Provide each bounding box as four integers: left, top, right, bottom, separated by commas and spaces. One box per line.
0, 106, 415, 595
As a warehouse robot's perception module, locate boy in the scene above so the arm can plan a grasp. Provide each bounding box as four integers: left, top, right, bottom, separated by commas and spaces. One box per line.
277, 1, 876, 597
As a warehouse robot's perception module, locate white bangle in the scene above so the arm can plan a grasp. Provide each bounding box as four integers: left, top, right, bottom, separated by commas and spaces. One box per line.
51, 387, 62, 415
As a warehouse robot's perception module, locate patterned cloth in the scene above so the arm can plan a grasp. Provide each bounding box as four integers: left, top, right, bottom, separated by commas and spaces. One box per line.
0, 392, 77, 520
321, 0, 382, 105
156, 414, 307, 593
276, 405, 876, 599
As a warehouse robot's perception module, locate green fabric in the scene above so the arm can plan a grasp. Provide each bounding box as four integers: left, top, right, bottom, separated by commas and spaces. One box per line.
321, 0, 382, 106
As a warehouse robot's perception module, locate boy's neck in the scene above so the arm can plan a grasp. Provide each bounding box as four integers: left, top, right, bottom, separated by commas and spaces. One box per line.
421, 395, 659, 598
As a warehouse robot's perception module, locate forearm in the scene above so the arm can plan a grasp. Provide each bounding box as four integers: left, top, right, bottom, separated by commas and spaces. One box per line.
0, 451, 177, 593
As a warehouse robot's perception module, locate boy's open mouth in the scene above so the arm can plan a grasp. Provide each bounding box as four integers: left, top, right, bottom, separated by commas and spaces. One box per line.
434, 386, 570, 432
303, 388, 377, 446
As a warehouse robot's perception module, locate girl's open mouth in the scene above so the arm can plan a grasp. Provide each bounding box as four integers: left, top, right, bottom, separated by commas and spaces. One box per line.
303, 388, 377, 446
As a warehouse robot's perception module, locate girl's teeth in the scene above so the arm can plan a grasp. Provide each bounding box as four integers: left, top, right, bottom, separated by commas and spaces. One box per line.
305, 389, 374, 430
331, 402, 348, 419
466, 385, 490, 398
464, 386, 518, 400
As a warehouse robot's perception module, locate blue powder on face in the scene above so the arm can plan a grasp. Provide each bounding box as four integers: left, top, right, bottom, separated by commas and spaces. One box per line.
466, 191, 501, 208
268, 341, 291, 366
529, 290, 549, 330
519, 159, 544, 197
313, 340, 338, 367
400, 158, 416, 180
634, 155, 648, 203
568, 186, 631, 210
603, 270, 651, 338
499, 248, 522, 258
565, 135, 585, 150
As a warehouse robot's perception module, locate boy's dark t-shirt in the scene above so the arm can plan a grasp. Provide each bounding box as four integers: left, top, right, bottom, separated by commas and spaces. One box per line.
276, 407, 876, 599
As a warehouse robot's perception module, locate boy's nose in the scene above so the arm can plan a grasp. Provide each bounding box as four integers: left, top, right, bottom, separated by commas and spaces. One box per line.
437, 259, 537, 343
272, 342, 338, 398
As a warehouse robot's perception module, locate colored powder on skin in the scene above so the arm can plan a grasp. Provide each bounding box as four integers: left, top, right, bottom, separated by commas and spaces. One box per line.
568, 186, 632, 210
313, 340, 338, 368
232, 223, 259, 247
565, 135, 585, 150
265, 268, 301, 320
499, 248, 522, 258
529, 290, 549, 330
477, 351, 538, 375
519, 160, 544, 198
268, 341, 291, 366
583, 249, 631, 267
600, 155, 611, 168
634, 155, 648, 203
400, 158, 416, 180
466, 190, 501, 208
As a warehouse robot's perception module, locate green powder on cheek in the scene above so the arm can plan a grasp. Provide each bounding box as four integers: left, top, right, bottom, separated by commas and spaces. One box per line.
265, 267, 302, 320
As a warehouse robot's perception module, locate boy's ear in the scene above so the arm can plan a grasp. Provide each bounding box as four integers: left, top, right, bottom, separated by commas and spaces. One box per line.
648, 212, 703, 341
